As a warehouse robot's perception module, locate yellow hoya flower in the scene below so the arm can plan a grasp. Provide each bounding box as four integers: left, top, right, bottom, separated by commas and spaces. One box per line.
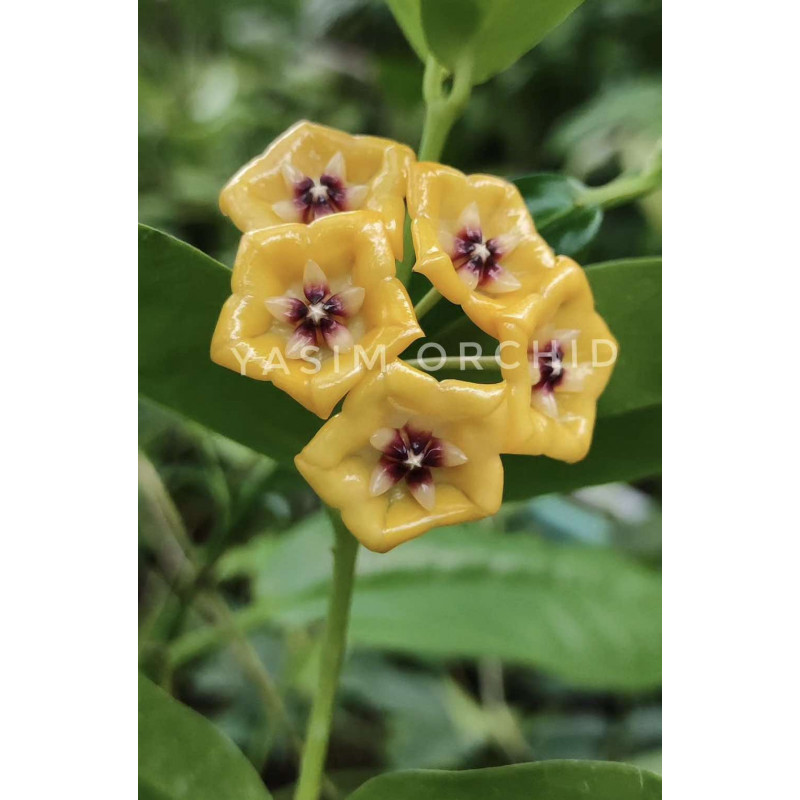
295, 361, 507, 552
497, 257, 618, 463
219, 120, 415, 259
210, 212, 422, 419
408, 162, 557, 338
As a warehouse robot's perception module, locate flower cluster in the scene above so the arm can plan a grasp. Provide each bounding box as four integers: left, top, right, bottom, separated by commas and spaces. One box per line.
211, 121, 617, 552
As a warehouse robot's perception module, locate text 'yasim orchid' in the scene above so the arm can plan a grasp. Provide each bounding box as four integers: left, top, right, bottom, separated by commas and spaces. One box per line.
211, 121, 618, 551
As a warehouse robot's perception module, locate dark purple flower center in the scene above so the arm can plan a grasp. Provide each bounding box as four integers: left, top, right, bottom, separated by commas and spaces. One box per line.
288, 303, 342, 346
266, 263, 364, 357
531, 340, 565, 393
452, 226, 504, 287
369, 424, 468, 509
294, 174, 347, 223
377, 426, 446, 488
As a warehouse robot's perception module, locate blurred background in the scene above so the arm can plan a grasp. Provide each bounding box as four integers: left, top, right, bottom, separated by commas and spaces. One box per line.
139, 0, 661, 795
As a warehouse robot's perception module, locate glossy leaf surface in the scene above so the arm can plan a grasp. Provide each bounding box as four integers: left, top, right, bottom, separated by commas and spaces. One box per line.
139, 673, 272, 800
140, 225, 660, 494
421, 0, 587, 85
348, 760, 661, 800
139, 224, 318, 464
514, 172, 603, 257
422, 257, 662, 496
385, 0, 429, 61
503, 405, 661, 500
591, 258, 661, 417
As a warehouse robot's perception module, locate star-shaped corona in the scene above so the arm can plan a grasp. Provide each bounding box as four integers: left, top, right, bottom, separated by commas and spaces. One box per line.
527, 327, 593, 420
444, 202, 521, 293
407, 162, 556, 338
271, 153, 368, 224
368, 424, 468, 511
265, 260, 365, 358
219, 121, 415, 259
209, 123, 622, 550
497, 257, 618, 463
211, 213, 422, 419
294, 362, 506, 552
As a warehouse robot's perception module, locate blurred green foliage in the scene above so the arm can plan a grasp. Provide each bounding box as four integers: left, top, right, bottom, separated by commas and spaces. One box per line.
139, 0, 661, 795
139, 0, 661, 265
139, 395, 661, 794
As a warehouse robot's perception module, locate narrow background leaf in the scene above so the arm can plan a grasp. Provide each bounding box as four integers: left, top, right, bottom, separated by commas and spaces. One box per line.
204, 520, 662, 690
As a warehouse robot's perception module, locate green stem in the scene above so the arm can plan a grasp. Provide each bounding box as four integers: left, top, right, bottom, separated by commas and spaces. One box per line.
405, 355, 500, 371
413, 286, 443, 319
139, 451, 306, 776
200, 593, 306, 755
418, 55, 473, 162
580, 147, 662, 210
414, 57, 473, 318
477, 657, 533, 762
395, 214, 415, 286
294, 511, 359, 800
418, 102, 456, 163
169, 602, 275, 668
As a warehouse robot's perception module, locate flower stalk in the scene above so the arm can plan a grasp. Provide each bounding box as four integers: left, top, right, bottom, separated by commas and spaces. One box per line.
579, 146, 662, 210
293, 509, 359, 800
413, 286, 444, 319
405, 355, 501, 371
207, 80, 621, 797
414, 56, 474, 314
418, 57, 473, 162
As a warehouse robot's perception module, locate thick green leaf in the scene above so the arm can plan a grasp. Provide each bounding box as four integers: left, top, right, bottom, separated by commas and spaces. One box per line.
210, 522, 662, 690
421, 0, 586, 85
460, 258, 661, 500
503, 405, 661, 500
348, 760, 661, 799
516, 174, 585, 223
514, 173, 603, 257
138, 673, 272, 800
592, 258, 661, 417
419, 0, 482, 71
426, 257, 662, 425
140, 224, 659, 496
385, 0, 429, 61
630, 750, 662, 776
500, 257, 663, 499
138, 224, 318, 463
274, 770, 378, 800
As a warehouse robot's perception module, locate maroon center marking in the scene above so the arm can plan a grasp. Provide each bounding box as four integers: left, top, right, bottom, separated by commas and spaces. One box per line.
293, 174, 348, 223
451, 226, 507, 288
283, 273, 362, 353
530, 339, 566, 394
376, 425, 451, 488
